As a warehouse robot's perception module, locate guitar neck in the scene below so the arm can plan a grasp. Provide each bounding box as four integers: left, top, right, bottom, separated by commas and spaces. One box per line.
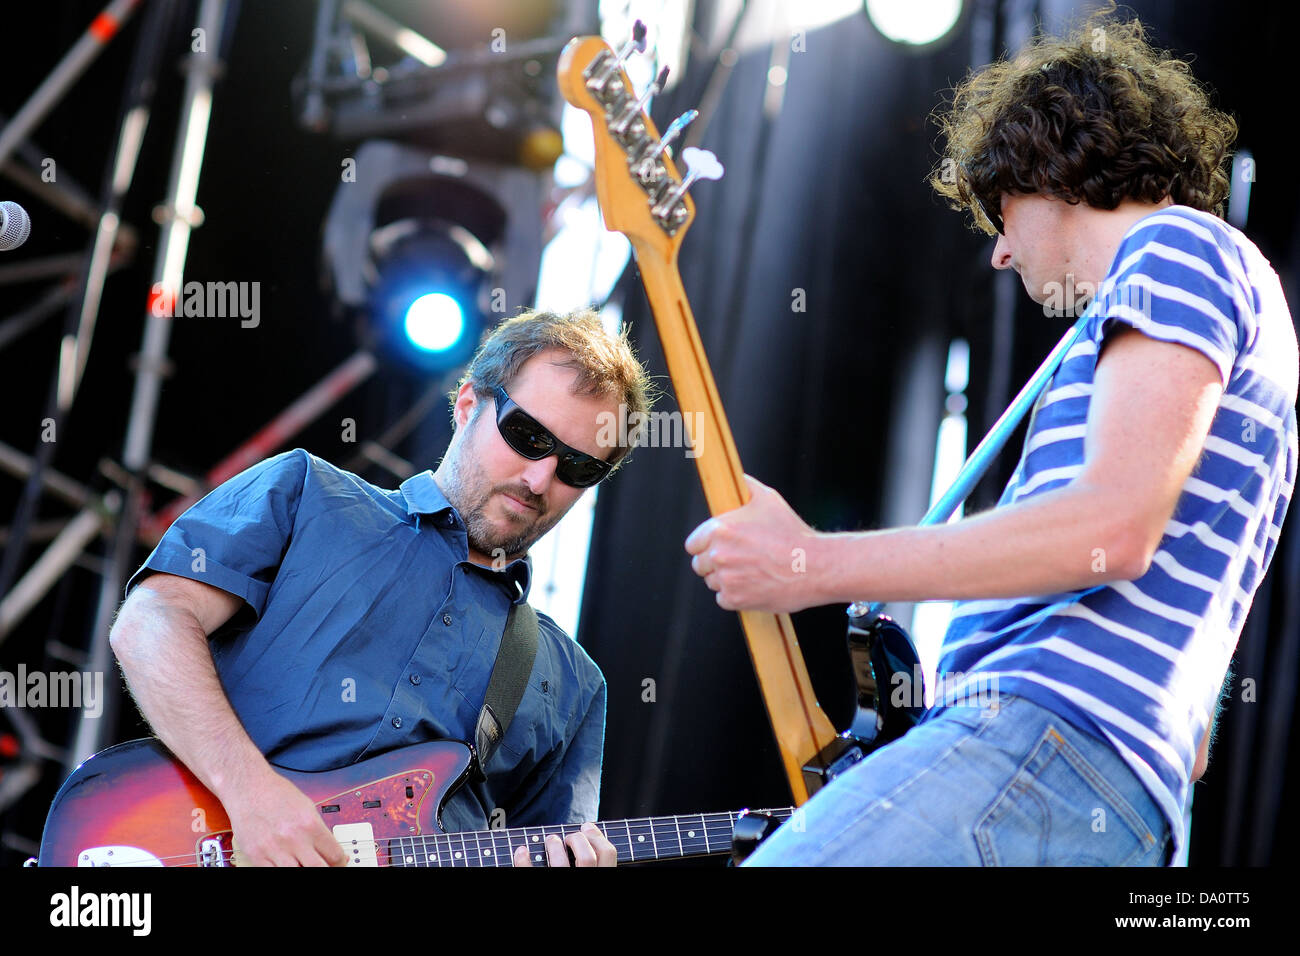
557, 31, 839, 806
385, 809, 794, 867
633, 252, 839, 803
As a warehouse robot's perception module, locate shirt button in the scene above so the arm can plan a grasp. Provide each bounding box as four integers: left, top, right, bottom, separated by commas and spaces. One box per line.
409, 673, 422, 685
442, 613, 453, 626
392, 717, 403, 729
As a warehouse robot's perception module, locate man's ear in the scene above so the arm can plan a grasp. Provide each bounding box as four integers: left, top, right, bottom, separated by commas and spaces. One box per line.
452, 382, 480, 430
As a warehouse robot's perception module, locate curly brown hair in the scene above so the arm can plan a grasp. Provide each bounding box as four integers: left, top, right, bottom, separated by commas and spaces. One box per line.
930, 10, 1237, 235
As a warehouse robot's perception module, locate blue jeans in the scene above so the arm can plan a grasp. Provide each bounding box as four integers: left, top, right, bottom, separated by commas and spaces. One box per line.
743, 693, 1171, 866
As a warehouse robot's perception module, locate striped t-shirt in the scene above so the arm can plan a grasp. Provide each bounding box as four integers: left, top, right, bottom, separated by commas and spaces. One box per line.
933, 205, 1299, 861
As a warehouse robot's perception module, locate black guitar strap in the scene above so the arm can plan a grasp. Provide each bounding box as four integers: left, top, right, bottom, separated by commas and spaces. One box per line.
474, 602, 538, 773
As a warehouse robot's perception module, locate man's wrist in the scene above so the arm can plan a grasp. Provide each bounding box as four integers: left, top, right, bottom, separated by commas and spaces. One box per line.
807, 530, 870, 607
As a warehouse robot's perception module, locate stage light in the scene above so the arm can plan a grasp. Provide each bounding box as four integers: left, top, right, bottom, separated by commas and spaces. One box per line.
320, 138, 544, 378
363, 217, 494, 372
404, 292, 465, 353
865, 0, 962, 47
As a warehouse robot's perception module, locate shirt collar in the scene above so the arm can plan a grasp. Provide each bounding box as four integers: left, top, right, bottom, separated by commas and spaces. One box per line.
398, 470, 533, 604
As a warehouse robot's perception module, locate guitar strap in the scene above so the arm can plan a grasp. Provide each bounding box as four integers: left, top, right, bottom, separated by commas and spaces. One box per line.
474, 601, 538, 773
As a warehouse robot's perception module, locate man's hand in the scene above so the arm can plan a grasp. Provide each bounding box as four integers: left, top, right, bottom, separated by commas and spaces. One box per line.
226, 770, 349, 867
684, 475, 822, 613
511, 823, 617, 867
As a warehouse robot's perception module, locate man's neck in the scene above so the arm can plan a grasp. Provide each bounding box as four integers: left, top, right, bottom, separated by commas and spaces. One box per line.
1074, 196, 1176, 288
430, 469, 525, 570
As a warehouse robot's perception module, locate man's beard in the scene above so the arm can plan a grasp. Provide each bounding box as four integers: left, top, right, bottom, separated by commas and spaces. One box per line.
440, 454, 560, 561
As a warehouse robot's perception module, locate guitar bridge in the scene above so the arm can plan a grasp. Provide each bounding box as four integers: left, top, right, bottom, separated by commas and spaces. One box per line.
198, 837, 229, 867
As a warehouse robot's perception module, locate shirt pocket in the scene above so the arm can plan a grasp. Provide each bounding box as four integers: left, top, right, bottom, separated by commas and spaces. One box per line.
496, 673, 560, 764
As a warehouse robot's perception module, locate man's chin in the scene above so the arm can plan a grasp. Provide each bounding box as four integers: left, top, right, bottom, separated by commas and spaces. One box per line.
473, 513, 541, 561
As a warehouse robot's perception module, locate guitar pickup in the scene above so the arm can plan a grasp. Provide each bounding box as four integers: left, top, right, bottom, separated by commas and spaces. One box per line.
362, 799, 382, 809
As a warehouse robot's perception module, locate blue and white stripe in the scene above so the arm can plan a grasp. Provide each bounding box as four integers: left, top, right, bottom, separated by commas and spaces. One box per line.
935, 206, 1299, 861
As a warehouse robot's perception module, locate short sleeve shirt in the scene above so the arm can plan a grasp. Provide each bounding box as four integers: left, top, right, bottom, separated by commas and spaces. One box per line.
126, 449, 607, 832
934, 207, 1299, 861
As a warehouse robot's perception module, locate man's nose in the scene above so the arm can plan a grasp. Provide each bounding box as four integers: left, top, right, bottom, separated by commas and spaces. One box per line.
520, 454, 558, 495
990, 232, 1013, 270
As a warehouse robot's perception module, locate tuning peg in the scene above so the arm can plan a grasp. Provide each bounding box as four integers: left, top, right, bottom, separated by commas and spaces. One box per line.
650, 109, 697, 160
610, 66, 670, 138
680, 147, 725, 187
615, 20, 649, 61
590, 20, 650, 95
650, 147, 724, 233
629, 109, 697, 185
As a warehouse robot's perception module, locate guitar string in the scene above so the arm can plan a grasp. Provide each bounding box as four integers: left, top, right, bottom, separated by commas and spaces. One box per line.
81, 810, 789, 866
102, 822, 742, 867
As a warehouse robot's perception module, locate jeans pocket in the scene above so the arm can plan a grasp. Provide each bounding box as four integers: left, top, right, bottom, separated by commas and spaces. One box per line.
973, 725, 1164, 866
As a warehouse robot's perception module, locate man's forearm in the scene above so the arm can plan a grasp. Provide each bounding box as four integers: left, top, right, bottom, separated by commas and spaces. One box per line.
811, 478, 1153, 605
110, 598, 275, 802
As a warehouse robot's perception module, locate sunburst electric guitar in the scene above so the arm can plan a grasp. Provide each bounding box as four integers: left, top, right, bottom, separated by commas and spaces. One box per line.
37, 737, 791, 866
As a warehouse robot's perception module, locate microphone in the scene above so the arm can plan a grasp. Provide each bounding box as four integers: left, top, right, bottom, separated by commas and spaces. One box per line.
1, 201, 32, 251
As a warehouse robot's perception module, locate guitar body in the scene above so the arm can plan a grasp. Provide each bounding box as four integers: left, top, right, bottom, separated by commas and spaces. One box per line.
39, 738, 470, 867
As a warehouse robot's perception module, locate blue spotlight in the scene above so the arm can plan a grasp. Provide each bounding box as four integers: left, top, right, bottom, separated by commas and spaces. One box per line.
364, 218, 494, 373
404, 293, 466, 353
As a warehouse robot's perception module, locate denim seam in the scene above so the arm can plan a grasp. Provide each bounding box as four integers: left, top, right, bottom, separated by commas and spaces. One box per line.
1047, 724, 1159, 861
972, 729, 1054, 866
974, 724, 1157, 865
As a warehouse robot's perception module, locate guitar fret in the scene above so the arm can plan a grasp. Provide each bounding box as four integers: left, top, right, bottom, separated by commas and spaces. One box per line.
626, 817, 655, 862
650, 816, 675, 860
708, 814, 734, 855
607, 823, 630, 865
502, 827, 515, 866
491, 828, 504, 868
681, 813, 706, 857
529, 826, 542, 867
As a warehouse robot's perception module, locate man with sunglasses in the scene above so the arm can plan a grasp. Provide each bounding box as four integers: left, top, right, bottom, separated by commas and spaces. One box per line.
687, 14, 1297, 866
109, 309, 652, 867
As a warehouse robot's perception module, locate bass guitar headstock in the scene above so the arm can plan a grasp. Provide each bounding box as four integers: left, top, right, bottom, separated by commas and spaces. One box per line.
557, 21, 723, 260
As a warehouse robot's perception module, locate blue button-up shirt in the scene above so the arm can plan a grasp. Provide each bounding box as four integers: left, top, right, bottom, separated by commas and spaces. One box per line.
126, 449, 606, 832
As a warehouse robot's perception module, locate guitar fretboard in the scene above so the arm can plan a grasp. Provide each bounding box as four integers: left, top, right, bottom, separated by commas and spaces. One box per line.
383, 808, 794, 867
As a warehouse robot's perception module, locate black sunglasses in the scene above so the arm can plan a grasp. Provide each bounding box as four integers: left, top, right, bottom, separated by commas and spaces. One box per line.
492, 386, 613, 488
